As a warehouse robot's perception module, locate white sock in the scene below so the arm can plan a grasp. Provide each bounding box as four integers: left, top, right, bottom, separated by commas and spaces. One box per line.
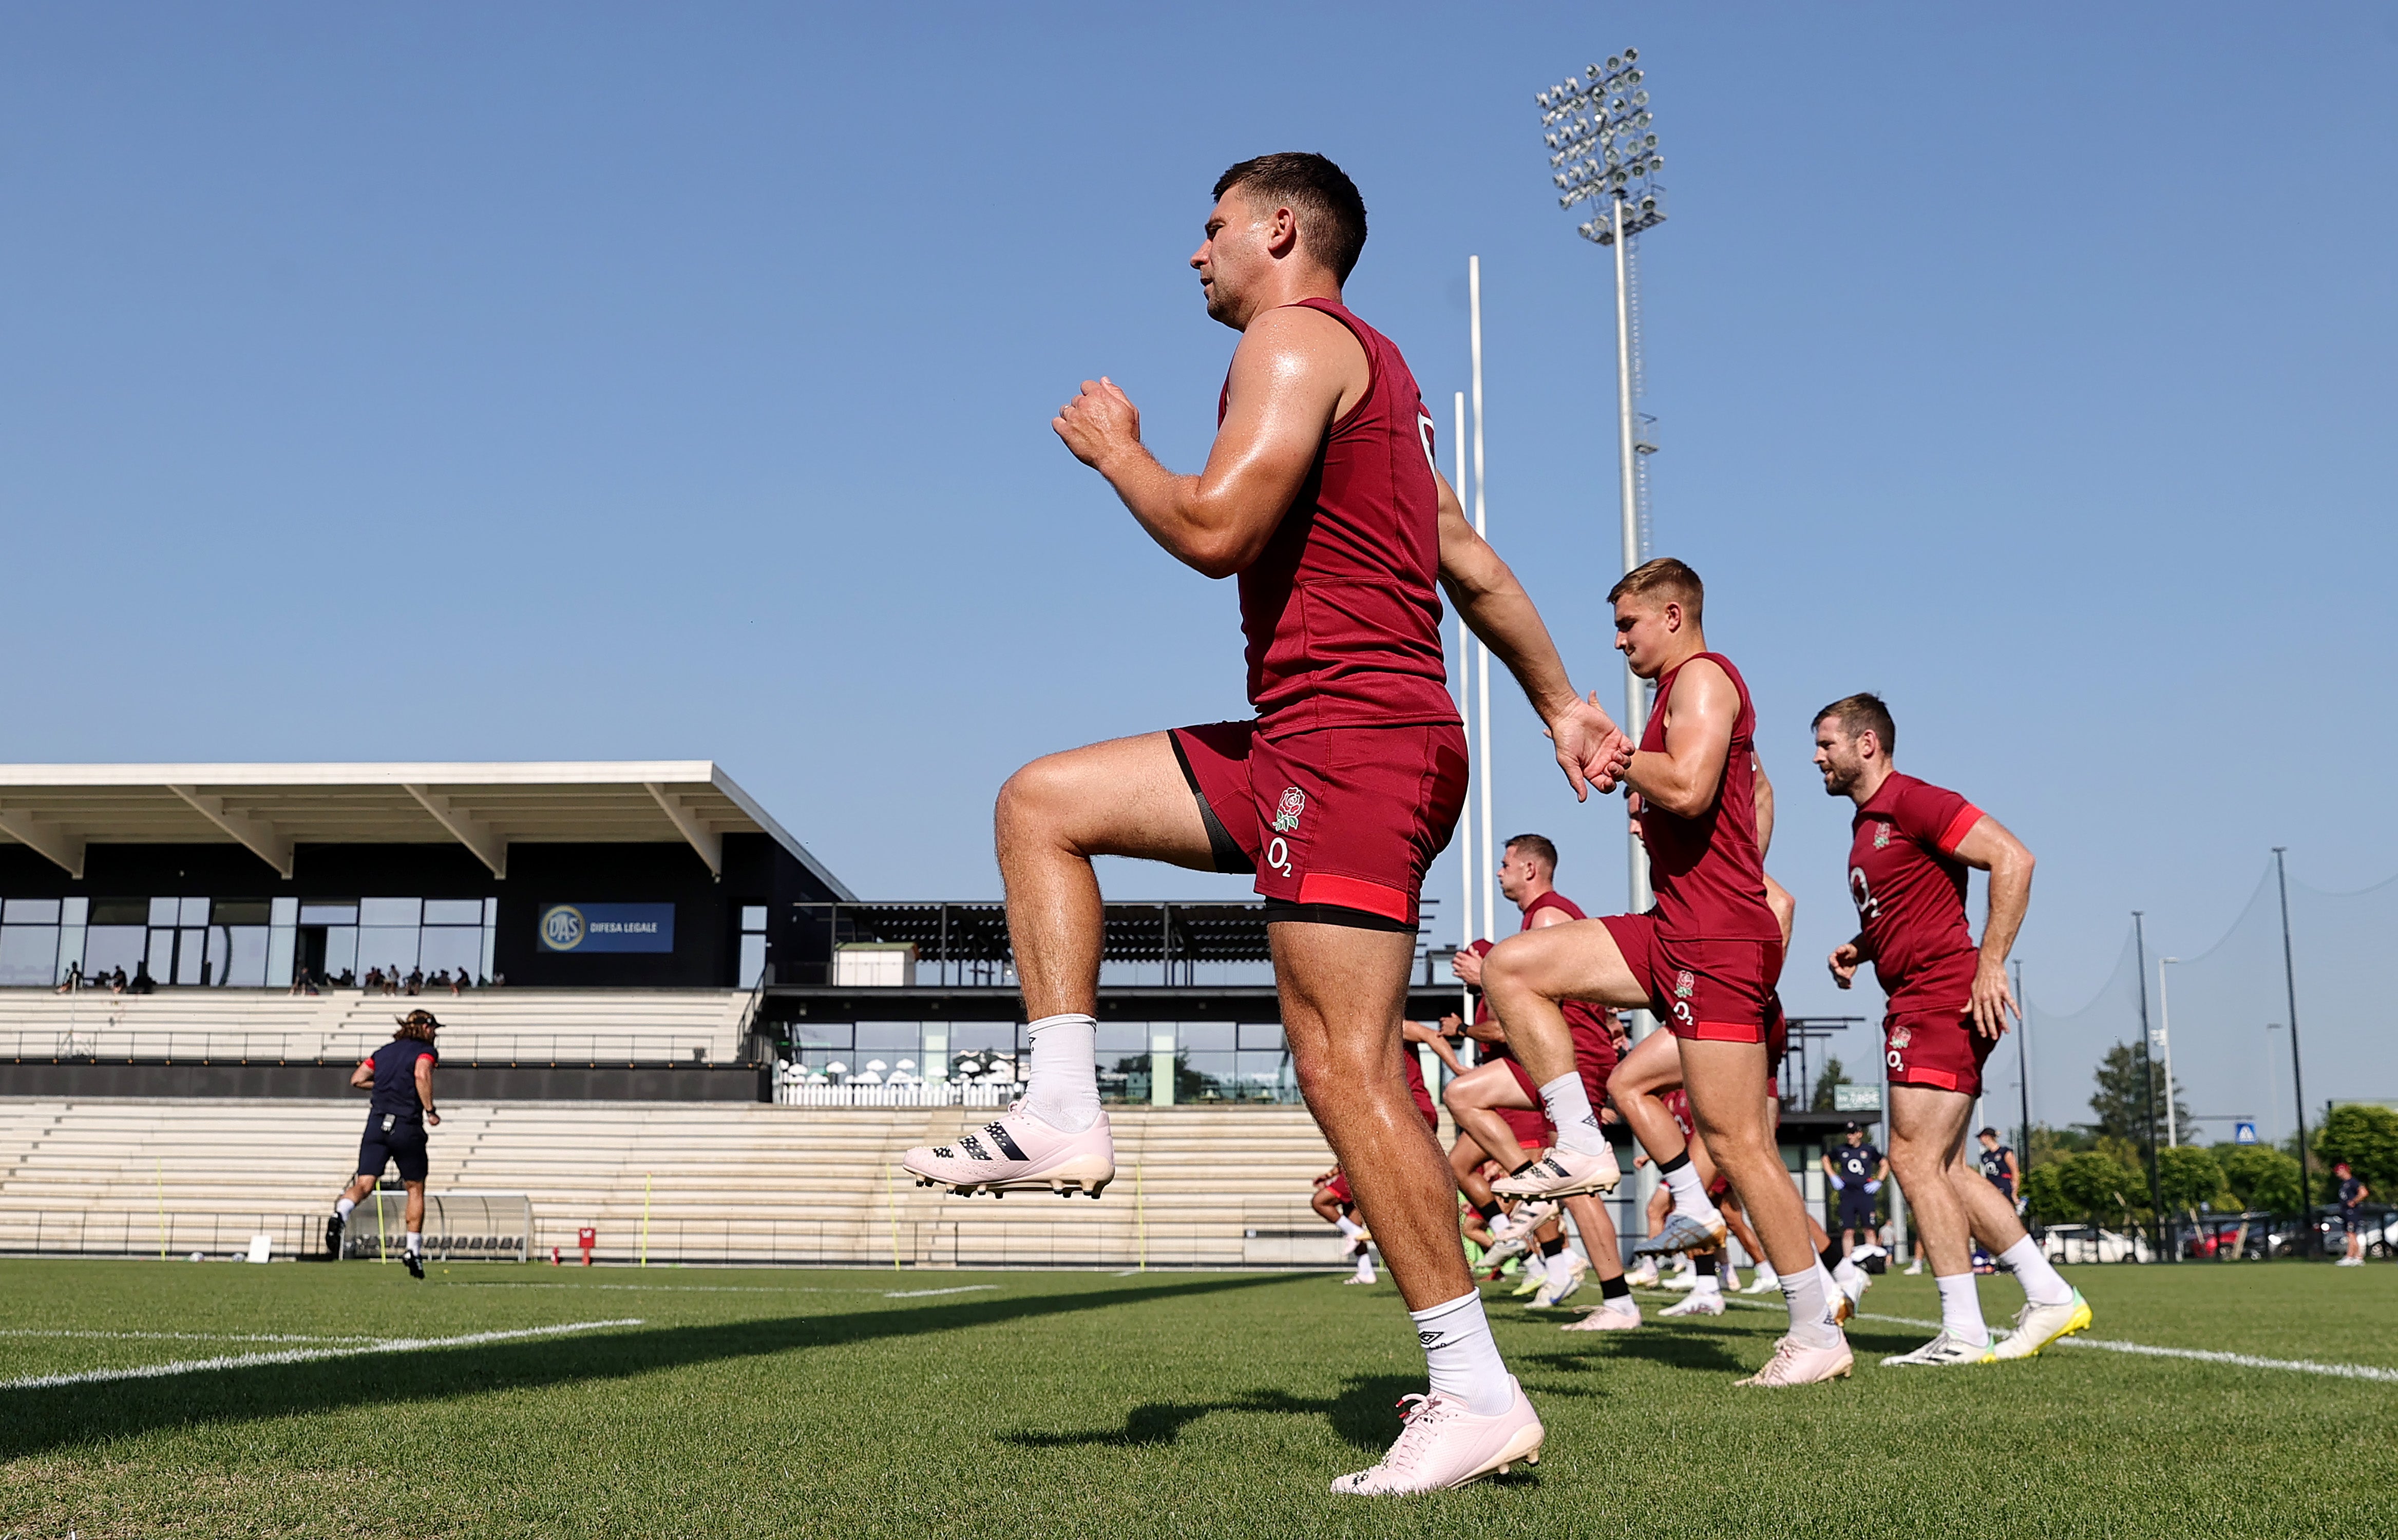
1019, 1013, 1100, 1132
1659, 1158, 1724, 1227
1355, 1259, 1376, 1282
1999, 1236, 2075, 1306
1780, 1267, 1843, 1349
1936, 1273, 1989, 1345
1691, 1274, 1722, 1298
1336, 1216, 1364, 1240
1409, 1292, 1513, 1416
1523, 1251, 1548, 1278
1538, 1072, 1608, 1157
1750, 1264, 1777, 1287
404, 1231, 422, 1256
335, 1198, 356, 1220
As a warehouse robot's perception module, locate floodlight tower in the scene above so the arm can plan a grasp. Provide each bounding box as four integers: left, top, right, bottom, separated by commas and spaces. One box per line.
1533, 51, 1666, 937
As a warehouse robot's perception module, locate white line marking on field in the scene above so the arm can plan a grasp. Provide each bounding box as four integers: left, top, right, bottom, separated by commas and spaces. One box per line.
1640, 1292, 2398, 1384
0, 1329, 377, 1344
0, 1318, 644, 1391
883, 1285, 999, 1298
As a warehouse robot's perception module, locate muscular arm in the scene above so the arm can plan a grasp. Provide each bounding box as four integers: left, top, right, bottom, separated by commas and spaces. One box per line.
1403, 1019, 1467, 1076
1052, 307, 1361, 580
1624, 657, 1738, 819
350, 1059, 374, 1091
414, 1057, 440, 1126
1951, 814, 2036, 1037
1437, 478, 1628, 799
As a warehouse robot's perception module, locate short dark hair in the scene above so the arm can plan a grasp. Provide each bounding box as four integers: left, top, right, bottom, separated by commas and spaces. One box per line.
1606, 556, 1703, 623
1213, 153, 1367, 282
1504, 834, 1559, 874
1814, 692, 1897, 759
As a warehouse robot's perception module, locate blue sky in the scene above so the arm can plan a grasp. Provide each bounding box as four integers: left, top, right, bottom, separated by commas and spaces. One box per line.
4, 4, 2393, 1122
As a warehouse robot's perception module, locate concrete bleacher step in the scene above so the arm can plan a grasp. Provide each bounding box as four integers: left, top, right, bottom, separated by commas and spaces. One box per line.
0, 1098, 1352, 1267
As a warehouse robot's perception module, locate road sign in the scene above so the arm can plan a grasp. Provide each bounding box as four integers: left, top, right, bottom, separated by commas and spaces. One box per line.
2234, 1121, 2258, 1145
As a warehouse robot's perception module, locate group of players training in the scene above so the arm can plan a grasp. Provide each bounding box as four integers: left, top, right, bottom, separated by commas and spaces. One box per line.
899, 151, 2090, 1495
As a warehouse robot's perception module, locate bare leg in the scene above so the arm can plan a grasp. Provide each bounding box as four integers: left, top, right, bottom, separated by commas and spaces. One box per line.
403, 1179, 426, 1234
1682, 1040, 1819, 1290
1564, 1192, 1624, 1280
995, 733, 1219, 1018
1888, 1086, 1976, 1277
1442, 1061, 1543, 1172
339, 1172, 376, 1206
1481, 920, 1649, 1094
1608, 1029, 1689, 1168
1450, 1138, 1501, 1240
1275, 921, 1471, 1312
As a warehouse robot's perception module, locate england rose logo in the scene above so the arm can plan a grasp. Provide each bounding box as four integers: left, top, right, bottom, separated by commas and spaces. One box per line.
1272, 787, 1307, 833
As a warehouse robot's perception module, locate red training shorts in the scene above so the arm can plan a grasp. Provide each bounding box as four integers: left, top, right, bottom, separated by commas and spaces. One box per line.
1598, 911, 1783, 1044
1497, 1105, 1553, 1152
1171, 720, 1469, 928
1320, 1169, 1355, 1206
1884, 1007, 2000, 1099
1402, 1050, 1440, 1134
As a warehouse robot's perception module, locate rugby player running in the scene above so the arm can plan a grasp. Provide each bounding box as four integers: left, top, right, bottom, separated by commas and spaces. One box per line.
902, 153, 1629, 1493
1813, 692, 2088, 1362
1478, 559, 1856, 1385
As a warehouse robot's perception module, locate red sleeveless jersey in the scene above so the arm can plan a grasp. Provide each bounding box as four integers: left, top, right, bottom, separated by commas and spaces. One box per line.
1219, 299, 1458, 740
1635, 652, 1781, 942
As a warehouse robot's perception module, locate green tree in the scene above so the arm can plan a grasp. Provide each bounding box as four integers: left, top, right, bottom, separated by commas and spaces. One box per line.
2053, 1150, 2142, 1221
2020, 1162, 2074, 1225
2215, 1143, 2303, 1213
2156, 1144, 2228, 1221
2314, 1103, 2398, 1200
1810, 1056, 1851, 1113
2085, 1042, 2192, 1145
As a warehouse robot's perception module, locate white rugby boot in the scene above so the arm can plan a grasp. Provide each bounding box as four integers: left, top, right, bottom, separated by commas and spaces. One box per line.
1880, 1329, 1994, 1368
1733, 1333, 1855, 1387
1561, 1298, 1641, 1331
1527, 1252, 1588, 1308
1491, 1145, 1622, 1200
901, 1106, 1114, 1198
1328, 1377, 1545, 1495
1989, 1289, 2092, 1361
1660, 1286, 1725, 1318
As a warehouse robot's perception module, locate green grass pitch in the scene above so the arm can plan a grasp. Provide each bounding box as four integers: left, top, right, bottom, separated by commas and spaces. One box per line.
1, 1257, 2391, 1537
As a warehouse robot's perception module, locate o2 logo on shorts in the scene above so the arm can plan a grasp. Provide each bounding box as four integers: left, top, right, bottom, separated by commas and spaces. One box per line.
540, 905, 586, 951
1671, 999, 1693, 1028
1265, 837, 1294, 878
1887, 1024, 1910, 1073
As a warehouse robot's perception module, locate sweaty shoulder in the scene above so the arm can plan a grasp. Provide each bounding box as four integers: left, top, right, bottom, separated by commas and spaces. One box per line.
1230, 304, 1370, 421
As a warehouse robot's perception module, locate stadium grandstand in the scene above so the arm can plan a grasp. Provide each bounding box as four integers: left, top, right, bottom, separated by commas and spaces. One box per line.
0, 761, 1863, 1269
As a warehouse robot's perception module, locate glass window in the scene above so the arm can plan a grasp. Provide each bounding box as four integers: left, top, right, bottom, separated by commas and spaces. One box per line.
84, 927, 145, 977
325, 927, 358, 978
146, 928, 176, 977
175, 930, 205, 985
418, 928, 482, 980
4, 898, 61, 925
218, 921, 267, 983
270, 897, 298, 926
178, 897, 210, 926
212, 900, 273, 926
148, 898, 180, 927
90, 898, 147, 926
741, 906, 768, 932
424, 899, 484, 926
357, 927, 420, 974
300, 902, 358, 925
738, 933, 766, 989
359, 898, 421, 927
0, 926, 59, 986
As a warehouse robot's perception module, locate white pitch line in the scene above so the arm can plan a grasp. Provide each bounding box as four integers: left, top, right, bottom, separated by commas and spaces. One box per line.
883, 1285, 999, 1298
1644, 1292, 2398, 1385
0, 1329, 377, 1344
0, 1318, 644, 1391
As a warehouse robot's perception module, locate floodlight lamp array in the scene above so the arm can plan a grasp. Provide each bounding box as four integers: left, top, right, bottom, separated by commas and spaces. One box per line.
1533, 48, 1666, 245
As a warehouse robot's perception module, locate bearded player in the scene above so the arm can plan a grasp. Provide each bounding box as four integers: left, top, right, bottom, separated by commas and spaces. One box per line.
903, 153, 1629, 1493
1814, 692, 2088, 1363
1480, 559, 1854, 1385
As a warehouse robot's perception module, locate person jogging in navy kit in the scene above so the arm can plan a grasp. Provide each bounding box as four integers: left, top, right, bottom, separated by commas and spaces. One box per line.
325, 1009, 444, 1279
1977, 1128, 2019, 1204
1823, 1124, 1886, 1257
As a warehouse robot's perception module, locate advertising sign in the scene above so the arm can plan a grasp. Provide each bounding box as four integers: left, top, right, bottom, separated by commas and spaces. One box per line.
1833, 1083, 1883, 1113
537, 902, 675, 954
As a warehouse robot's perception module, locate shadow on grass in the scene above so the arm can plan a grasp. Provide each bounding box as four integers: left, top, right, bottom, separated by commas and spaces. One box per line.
1002, 1374, 1420, 1454
1536, 1330, 1754, 1375
0, 1274, 1295, 1459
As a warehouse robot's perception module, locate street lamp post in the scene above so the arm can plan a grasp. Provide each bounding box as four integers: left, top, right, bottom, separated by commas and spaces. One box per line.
2131, 912, 2164, 1241
2157, 956, 2181, 1147
1531, 46, 1667, 968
